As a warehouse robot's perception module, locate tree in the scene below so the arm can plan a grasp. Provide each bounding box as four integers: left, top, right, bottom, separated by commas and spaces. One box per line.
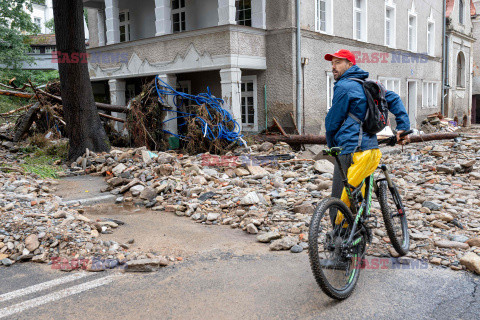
0, 0, 39, 71
52, 0, 110, 160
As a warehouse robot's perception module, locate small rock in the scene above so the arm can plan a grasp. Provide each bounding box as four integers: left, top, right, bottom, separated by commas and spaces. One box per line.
269, 236, 297, 251
460, 252, 480, 274
1, 258, 13, 266
290, 245, 303, 253
434, 240, 469, 250
25, 234, 39, 252
126, 258, 169, 272
246, 223, 258, 234
314, 160, 335, 174
257, 231, 281, 243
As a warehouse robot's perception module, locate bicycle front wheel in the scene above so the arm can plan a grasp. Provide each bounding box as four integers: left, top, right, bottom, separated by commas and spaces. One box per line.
308, 198, 364, 300
378, 180, 409, 256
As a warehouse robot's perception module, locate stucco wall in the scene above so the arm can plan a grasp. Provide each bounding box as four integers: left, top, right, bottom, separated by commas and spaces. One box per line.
88, 8, 100, 47
300, 0, 444, 57
471, 1, 480, 95
299, 33, 442, 133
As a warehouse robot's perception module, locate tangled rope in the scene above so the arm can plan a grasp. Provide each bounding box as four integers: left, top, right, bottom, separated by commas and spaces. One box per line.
154, 76, 246, 147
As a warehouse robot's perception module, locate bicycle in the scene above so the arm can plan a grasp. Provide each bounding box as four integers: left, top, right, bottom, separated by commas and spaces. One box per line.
308, 130, 413, 300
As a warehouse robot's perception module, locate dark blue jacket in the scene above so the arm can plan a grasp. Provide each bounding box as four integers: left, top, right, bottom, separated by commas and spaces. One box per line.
325, 65, 410, 155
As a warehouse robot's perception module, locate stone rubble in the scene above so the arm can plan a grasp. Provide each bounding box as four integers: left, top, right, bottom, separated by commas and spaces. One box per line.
1, 126, 480, 275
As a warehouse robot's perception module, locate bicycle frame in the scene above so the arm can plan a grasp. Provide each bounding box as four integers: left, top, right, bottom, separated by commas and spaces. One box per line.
325, 148, 398, 250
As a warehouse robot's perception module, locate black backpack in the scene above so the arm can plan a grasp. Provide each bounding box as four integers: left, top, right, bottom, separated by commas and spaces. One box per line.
347, 78, 389, 150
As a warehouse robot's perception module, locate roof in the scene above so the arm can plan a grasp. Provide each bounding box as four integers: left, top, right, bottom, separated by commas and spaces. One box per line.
28, 34, 56, 46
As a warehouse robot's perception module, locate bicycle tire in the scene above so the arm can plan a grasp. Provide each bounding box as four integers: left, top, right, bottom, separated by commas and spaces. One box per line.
378, 180, 409, 256
308, 197, 364, 300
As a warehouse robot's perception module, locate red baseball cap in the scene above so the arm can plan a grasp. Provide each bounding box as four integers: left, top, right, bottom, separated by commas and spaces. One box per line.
324, 49, 356, 65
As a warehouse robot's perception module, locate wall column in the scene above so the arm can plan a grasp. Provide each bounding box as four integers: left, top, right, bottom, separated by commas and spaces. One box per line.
218, 0, 236, 25
220, 68, 242, 130
155, 0, 172, 36
158, 74, 178, 135
97, 9, 106, 46
105, 0, 120, 45
251, 0, 266, 29
108, 79, 126, 131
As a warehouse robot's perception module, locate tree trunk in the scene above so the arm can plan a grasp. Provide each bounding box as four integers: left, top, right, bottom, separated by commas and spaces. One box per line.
52, 0, 110, 161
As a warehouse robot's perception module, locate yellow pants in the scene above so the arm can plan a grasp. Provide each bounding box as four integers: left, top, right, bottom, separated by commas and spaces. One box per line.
335, 149, 382, 225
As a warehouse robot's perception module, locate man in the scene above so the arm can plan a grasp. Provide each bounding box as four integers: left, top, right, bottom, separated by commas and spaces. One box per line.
323, 49, 410, 250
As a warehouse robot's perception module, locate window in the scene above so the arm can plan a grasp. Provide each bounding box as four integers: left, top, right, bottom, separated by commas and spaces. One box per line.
29, 46, 41, 54
236, 0, 252, 26
459, 0, 464, 25
326, 73, 334, 111
240, 76, 257, 130
353, 0, 367, 41
315, 0, 333, 34
45, 46, 56, 54
427, 21, 435, 56
422, 82, 438, 108
408, 14, 417, 52
379, 77, 400, 95
457, 52, 466, 88
385, 2, 395, 48
119, 10, 130, 42
172, 0, 186, 33
34, 17, 41, 29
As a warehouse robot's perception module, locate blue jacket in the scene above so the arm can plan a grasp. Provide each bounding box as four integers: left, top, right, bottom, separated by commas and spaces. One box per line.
325, 65, 410, 155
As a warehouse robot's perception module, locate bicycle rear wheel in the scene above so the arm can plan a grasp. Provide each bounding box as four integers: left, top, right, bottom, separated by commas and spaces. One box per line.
308, 198, 365, 300
377, 180, 409, 256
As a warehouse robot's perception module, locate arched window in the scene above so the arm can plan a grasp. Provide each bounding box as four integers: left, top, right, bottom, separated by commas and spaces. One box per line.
457, 52, 465, 88
459, 0, 464, 24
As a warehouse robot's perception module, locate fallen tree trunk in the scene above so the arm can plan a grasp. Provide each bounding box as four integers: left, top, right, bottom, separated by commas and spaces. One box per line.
13, 102, 41, 142
0, 88, 128, 113
258, 132, 464, 145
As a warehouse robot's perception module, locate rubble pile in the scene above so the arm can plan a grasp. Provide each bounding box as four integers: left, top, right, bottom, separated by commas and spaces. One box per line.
0, 169, 169, 270
421, 112, 466, 133
62, 127, 480, 273
1, 126, 480, 274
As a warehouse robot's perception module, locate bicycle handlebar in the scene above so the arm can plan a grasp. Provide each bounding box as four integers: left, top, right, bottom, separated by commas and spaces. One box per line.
378, 129, 414, 146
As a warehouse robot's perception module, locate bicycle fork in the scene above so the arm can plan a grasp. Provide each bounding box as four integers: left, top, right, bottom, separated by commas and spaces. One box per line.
375, 164, 406, 218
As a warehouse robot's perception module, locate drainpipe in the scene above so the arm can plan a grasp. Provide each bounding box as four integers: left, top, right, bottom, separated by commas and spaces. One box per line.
296, 0, 303, 134
441, 0, 446, 115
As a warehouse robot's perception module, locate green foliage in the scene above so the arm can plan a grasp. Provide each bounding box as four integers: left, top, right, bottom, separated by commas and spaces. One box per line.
0, 1, 41, 71
17, 141, 69, 179
44, 18, 54, 33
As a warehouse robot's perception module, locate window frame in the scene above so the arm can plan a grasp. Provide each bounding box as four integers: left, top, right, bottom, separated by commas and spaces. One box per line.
315, 0, 333, 35
427, 18, 435, 56
236, 0, 252, 27
119, 9, 131, 42
407, 12, 417, 52
326, 72, 334, 112
422, 81, 439, 108
378, 76, 401, 95
240, 75, 258, 131
353, 0, 368, 42
172, 0, 186, 33
457, 52, 466, 88
384, 1, 396, 48
459, 0, 465, 25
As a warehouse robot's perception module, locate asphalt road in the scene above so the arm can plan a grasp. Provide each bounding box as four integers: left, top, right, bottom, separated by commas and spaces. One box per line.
0, 176, 479, 319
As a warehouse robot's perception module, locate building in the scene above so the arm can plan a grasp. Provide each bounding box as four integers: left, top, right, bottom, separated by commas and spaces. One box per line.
444, 0, 476, 125
471, 0, 480, 123
82, 0, 473, 136
23, 0, 90, 71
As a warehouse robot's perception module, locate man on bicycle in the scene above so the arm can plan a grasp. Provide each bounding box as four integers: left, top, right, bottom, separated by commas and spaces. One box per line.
322, 49, 410, 267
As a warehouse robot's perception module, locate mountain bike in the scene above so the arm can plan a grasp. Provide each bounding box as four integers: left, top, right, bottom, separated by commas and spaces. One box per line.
308, 130, 412, 300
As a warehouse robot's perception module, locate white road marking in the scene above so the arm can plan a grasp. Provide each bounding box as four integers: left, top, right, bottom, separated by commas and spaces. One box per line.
0, 275, 116, 319
0, 273, 91, 303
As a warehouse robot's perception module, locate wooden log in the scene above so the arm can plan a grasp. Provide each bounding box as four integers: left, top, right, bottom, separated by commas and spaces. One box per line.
257, 132, 464, 145
0, 88, 128, 113
98, 112, 125, 123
